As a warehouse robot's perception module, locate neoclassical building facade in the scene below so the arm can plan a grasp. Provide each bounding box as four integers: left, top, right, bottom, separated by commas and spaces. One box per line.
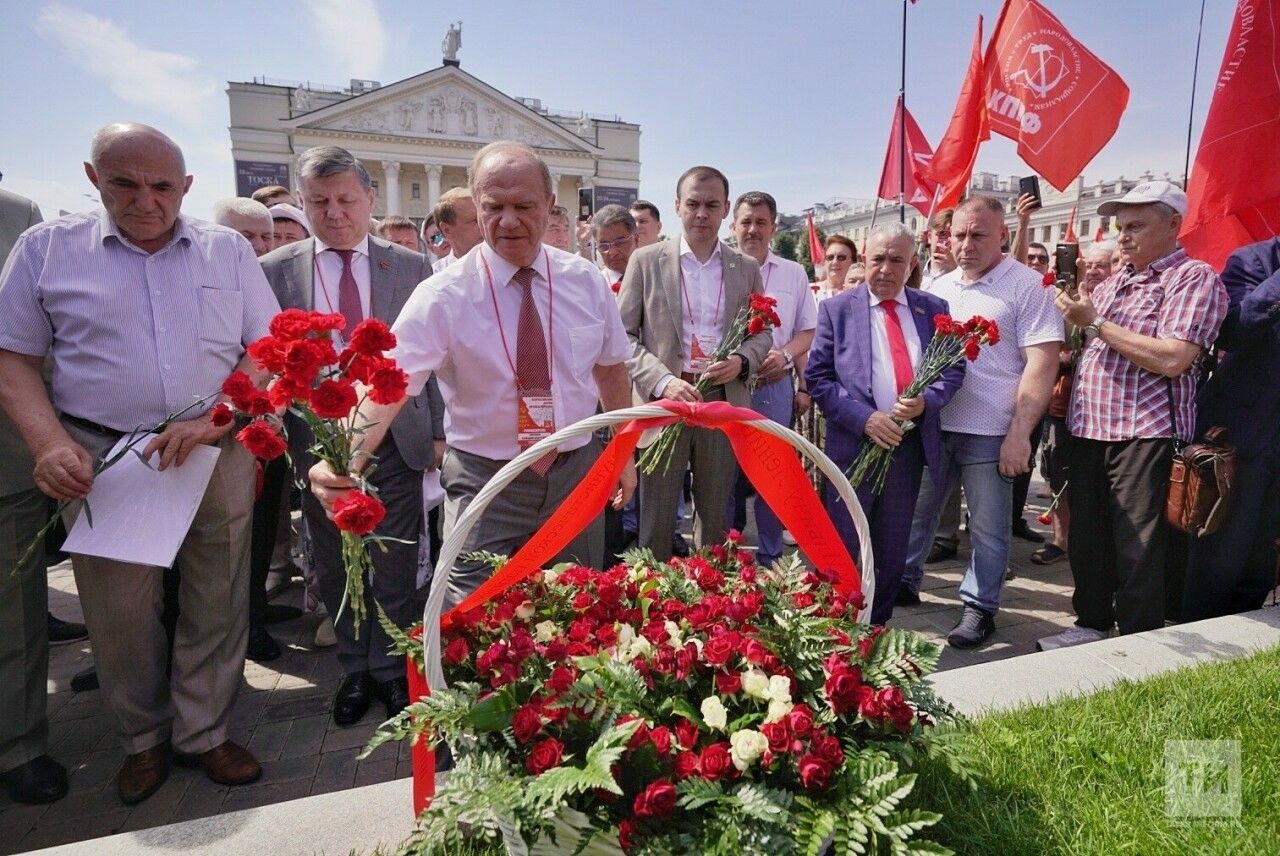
226, 60, 641, 223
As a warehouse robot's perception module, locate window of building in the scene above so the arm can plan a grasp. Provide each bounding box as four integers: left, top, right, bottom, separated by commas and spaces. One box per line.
411, 183, 421, 199
1059, 223, 1068, 239
1041, 225, 1052, 242
1080, 218, 1090, 236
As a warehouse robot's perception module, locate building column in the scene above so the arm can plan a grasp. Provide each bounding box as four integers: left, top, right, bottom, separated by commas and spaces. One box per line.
382, 160, 402, 215
426, 164, 442, 212
550, 172, 562, 201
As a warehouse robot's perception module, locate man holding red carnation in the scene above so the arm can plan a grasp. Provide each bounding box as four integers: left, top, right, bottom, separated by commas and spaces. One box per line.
259, 146, 439, 726
0, 124, 280, 804
309, 141, 636, 608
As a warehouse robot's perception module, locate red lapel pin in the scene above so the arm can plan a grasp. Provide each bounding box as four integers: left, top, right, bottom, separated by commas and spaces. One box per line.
377, 260, 391, 271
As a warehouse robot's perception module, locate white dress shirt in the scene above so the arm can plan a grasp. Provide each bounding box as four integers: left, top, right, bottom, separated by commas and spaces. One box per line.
431, 251, 457, 274
677, 235, 725, 372
869, 290, 923, 413
759, 251, 817, 349
312, 235, 372, 339
390, 243, 632, 459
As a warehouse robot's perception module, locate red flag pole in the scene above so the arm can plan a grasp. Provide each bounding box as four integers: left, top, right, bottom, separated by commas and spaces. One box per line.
898, 0, 909, 223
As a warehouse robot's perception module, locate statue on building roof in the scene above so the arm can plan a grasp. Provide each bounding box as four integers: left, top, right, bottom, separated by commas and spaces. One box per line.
442, 22, 462, 63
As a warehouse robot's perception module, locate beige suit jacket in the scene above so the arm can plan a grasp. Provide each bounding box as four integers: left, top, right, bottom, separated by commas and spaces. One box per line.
617, 237, 773, 409
0, 189, 43, 496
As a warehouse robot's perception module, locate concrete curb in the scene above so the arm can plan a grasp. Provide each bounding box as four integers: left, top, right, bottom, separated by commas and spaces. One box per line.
25, 605, 1280, 856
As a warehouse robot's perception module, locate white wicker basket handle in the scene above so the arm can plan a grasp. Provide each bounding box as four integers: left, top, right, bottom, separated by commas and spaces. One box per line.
421, 403, 874, 689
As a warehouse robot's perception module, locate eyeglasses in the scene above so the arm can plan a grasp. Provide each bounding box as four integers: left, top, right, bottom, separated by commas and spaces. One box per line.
597, 235, 636, 252
1027, 254, 1050, 263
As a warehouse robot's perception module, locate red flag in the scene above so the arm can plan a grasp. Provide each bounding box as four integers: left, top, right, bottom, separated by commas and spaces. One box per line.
876, 96, 938, 217
1093, 226, 1104, 242
984, 0, 1129, 190
806, 212, 826, 266
925, 16, 989, 210
1181, 0, 1280, 270
1064, 205, 1078, 242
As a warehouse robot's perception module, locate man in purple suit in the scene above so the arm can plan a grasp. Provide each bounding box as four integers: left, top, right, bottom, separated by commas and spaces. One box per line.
807, 223, 964, 624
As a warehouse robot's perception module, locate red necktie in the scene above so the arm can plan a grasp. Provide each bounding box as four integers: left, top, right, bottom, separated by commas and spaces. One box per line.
334, 249, 364, 333
513, 267, 556, 475
880, 301, 914, 396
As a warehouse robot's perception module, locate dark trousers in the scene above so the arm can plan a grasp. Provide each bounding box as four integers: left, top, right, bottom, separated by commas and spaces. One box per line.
1011, 418, 1046, 524
249, 457, 289, 631
1183, 448, 1280, 621
1068, 437, 1175, 634
302, 439, 422, 681
0, 488, 50, 773
827, 433, 924, 625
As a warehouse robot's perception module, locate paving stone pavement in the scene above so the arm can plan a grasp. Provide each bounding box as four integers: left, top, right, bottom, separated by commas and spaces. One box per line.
1, 482, 1073, 854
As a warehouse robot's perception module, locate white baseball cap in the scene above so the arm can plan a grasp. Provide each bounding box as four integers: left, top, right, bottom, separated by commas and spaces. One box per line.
1098, 180, 1187, 217
268, 203, 311, 234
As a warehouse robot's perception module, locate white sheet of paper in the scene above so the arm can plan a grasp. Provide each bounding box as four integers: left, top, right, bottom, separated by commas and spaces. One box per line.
63, 433, 221, 567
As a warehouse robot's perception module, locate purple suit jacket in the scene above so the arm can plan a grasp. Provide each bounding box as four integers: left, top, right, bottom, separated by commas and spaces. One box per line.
805, 283, 964, 474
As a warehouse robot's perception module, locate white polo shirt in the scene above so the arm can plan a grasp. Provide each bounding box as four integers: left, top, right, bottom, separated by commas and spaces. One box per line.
758, 251, 817, 349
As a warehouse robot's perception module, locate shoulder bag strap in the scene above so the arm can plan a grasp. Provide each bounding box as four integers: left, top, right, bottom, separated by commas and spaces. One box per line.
1166, 376, 1183, 453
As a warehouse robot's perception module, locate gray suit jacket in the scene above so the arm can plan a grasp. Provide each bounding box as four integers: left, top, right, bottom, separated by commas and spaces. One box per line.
258, 236, 443, 473
0, 189, 42, 496
617, 237, 773, 409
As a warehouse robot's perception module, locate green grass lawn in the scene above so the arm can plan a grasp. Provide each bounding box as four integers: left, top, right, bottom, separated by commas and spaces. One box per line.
910, 644, 1280, 855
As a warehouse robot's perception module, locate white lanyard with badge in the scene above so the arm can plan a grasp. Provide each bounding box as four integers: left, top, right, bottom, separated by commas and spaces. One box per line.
480, 253, 556, 453
678, 259, 725, 374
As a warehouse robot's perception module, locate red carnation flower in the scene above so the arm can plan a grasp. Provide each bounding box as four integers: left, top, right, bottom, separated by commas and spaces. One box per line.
747, 316, 766, 336
1037, 512, 1053, 525
222, 371, 258, 411
332, 489, 386, 536
236, 421, 287, 461
525, 737, 564, 775
282, 339, 329, 382
246, 336, 287, 373
209, 403, 234, 427
268, 308, 317, 341
309, 312, 346, 334
308, 379, 358, 419
632, 779, 677, 820
1042, 272, 1057, 287
367, 361, 409, 405
964, 339, 981, 361
348, 317, 397, 356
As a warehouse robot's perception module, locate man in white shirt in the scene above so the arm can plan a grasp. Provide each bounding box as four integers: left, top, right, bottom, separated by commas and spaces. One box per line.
727, 191, 816, 566
618, 166, 773, 560
431, 187, 482, 273
900, 196, 1061, 648
309, 141, 636, 606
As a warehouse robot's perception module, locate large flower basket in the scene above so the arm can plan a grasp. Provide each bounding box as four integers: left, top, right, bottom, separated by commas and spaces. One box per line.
379, 401, 958, 856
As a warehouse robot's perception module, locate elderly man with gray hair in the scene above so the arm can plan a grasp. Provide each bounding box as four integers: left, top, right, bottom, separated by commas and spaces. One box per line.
807, 222, 964, 624
211, 197, 274, 256
259, 146, 441, 726
592, 203, 638, 291
0, 122, 280, 804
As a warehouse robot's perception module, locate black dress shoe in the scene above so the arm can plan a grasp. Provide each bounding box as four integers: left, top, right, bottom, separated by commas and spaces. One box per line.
671, 533, 691, 558
1012, 518, 1045, 543
2, 756, 68, 804
333, 672, 374, 726
894, 587, 921, 607
376, 676, 410, 719
70, 666, 99, 693
263, 603, 303, 624
48, 613, 88, 646
246, 627, 282, 663
926, 541, 957, 563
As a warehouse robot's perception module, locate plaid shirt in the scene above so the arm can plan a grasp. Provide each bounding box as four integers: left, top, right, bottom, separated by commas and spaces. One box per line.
1069, 248, 1227, 442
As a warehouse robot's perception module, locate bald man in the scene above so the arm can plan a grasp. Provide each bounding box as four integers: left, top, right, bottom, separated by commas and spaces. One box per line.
0, 123, 280, 805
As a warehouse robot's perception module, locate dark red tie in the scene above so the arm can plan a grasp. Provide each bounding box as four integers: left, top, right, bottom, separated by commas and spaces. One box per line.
880, 302, 914, 396
334, 248, 364, 333
513, 267, 556, 475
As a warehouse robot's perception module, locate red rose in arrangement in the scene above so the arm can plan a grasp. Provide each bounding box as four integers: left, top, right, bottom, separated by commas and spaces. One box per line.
632, 779, 677, 820
512, 703, 544, 744
797, 755, 832, 792
236, 421, 287, 461
332, 489, 386, 536
348, 317, 398, 355
524, 738, 564, 775
699, 742, 734, 781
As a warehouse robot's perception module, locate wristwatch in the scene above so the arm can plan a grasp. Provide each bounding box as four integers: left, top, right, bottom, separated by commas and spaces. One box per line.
1082, 318, 1105, 340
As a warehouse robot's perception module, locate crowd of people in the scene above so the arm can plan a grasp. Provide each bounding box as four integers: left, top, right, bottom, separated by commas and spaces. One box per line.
0, 121, 1275, 814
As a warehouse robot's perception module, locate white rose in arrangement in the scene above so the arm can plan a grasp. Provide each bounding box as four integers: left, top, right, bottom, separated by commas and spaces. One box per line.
765, 698, 795, 723
701, 696, 728, 731
515, 601, 536, 621
741, 669, 771, 700
729, 729, 768, 771
533, 621, 558, 644
664, 620, 683, 646
626, 635, 653, 662
766, 674, 792, 703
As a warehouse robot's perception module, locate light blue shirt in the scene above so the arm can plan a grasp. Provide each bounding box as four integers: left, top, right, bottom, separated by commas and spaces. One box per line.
0, 209, 280, 431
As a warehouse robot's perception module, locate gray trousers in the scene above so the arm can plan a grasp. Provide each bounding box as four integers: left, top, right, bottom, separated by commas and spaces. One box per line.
302, 437, 422, 682
62, 421, 255, 755
0, 487, 50, 773
638, 388, 734, 562
440, 441, 603, 609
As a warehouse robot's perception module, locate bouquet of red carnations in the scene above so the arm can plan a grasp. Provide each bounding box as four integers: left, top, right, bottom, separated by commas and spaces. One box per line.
370, 537, 963, 855
217, 308, 409, 636
846, 314, 1000, 495
637, 293, 781, 476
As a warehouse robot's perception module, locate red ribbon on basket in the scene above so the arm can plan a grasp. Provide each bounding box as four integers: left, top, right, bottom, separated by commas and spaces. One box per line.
406, 399, 861, 813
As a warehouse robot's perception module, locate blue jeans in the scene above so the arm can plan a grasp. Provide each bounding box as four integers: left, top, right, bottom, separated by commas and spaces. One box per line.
903, 431, 1012, 614
728, 375, 794, 566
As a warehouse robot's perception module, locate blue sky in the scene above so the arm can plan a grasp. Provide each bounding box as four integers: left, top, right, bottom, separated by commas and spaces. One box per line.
0, 0, 1237, 224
